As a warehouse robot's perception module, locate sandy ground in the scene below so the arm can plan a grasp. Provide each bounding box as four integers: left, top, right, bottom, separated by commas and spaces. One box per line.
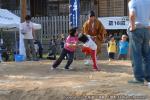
0, 60, 150, 100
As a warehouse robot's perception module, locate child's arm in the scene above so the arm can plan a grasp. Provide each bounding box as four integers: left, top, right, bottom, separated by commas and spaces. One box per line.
76, 43, 84, 49
66, 43, 76, 48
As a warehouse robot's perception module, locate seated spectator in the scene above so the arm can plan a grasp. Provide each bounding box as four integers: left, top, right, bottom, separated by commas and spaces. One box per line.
0, 39, 10, 62
60, 38, 68, 60
0, 45, 9, 62
47, 39, 56, 60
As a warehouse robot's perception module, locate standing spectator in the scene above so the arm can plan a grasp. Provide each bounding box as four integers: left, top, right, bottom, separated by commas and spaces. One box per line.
107, 36, 117, 61
118, 35, 129, 60
83, 11, 107, 55
21, 15, 38, 61
82, 11, 107, 65
128, 0, 150, 84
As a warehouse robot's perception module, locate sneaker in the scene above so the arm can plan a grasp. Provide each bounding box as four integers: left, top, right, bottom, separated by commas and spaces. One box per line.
128, 79, 144, 85
84, 60, 91, 66
63, 67, 73, 71
51, 66, 57, 70
145, 78, 150, 83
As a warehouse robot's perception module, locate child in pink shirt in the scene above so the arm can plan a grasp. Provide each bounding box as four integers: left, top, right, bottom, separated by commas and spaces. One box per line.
52, 27, 78, 70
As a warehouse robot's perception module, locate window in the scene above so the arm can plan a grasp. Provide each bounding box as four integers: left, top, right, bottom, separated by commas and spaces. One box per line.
80, 0, 91, 15
59, 3, 69, 15
47, 2, 59, 16
1, 0, 19, 10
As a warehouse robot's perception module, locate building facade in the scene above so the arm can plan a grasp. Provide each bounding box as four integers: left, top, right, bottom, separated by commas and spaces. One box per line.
96, 0, 129, 17
0, 0, 129, 17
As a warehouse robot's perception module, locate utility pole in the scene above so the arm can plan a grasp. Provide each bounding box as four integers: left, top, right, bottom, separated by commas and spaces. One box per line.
19, 0, 27, 56
20, 0, 27, 22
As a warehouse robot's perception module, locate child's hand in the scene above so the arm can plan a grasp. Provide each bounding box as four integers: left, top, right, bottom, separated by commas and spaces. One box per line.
69, 44, 76, 49
91, 36, 97, 41
77, 44, 83, 48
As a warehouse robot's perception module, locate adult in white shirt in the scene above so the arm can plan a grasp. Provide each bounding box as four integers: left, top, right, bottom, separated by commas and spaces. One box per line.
21, 15, 37, 61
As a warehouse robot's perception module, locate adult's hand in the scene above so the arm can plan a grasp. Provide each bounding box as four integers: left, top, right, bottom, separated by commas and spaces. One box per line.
91, 36, 97, 41
130, 25, 136, 32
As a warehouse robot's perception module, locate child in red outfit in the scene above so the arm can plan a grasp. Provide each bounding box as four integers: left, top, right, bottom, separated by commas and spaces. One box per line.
78, 33, 100, 71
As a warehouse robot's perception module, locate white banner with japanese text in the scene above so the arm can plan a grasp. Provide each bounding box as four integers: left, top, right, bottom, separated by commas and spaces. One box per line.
98, 16, 129, 30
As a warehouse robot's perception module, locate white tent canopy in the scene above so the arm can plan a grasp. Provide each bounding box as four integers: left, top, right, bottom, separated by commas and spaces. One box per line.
0, 9, 41, 30
0, 9, 20, 29
0, 9, 42, 58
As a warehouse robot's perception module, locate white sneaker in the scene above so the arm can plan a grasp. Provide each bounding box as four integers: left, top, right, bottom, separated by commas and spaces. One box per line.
84, 60, 91, 66
63, 67, 73, 71
51, 67, 57, 71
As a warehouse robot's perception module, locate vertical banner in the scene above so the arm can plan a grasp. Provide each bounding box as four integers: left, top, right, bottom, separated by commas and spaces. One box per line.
69, 0, 80, 28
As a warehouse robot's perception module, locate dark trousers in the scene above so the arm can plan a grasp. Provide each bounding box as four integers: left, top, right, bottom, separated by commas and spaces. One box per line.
129, 28, 150, 82
24, 39, 36, 60
118, 54, 127, 60
53, 48, 74, 69
108, 52, 115, 59
38, 49, 43, 58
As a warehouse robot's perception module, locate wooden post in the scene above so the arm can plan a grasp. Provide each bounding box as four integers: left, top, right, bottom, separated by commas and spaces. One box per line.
20, 0, 27, 22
